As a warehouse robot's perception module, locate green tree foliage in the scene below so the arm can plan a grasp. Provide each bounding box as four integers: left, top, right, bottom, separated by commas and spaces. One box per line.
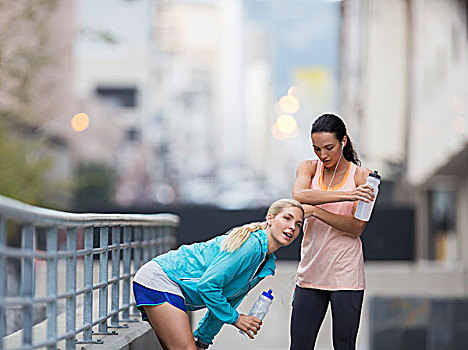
0, 0, 61, 206
0, 124, 53, 204
1, 1, 118, 209
73, 163, 116, 211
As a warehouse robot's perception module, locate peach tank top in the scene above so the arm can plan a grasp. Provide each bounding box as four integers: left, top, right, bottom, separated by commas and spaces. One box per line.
296, 160, 365, 290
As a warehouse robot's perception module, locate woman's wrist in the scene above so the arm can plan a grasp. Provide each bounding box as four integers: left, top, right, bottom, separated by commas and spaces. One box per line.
310, 205, 319, 218
343, 190, 352, 201
302, 204, 316, 218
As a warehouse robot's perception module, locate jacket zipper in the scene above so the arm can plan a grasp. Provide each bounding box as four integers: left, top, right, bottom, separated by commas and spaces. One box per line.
180, 253, 268, 299
249, 253, 266, 282
225, 254, 266, 298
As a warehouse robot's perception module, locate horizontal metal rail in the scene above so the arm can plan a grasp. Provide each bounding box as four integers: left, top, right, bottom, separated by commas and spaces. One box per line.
0, 195, 179, 228
0, 195, 179, 350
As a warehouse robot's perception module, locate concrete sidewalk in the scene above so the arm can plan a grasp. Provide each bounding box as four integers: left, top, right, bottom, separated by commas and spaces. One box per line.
191, 261, 304, 350
196, 260, 366, 350
19, 260, 464, 349
191, 260, 466, 350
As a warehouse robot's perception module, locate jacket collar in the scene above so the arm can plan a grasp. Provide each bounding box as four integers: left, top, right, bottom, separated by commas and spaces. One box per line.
251, 229, 276, 278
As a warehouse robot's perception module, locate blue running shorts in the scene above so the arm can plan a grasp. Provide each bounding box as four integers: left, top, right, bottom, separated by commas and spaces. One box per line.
133, 282, 187, 321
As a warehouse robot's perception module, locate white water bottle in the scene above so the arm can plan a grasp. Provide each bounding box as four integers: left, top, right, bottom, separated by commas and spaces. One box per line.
354, 170, 381, 221
239, 289, 274, 338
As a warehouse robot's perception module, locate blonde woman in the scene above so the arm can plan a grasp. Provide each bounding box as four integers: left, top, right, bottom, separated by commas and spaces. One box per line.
133, 199, 304, 350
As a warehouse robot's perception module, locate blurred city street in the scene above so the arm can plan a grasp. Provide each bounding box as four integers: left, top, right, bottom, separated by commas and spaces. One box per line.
1, 0, 468, 349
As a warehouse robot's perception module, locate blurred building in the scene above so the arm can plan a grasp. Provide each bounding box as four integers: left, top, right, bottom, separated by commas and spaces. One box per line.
243, 0, 341, 202
74, 0, 343, 208
406, 0, 467, 268
0, 1, 75, 193
152, 0, 235, 206
75, 0, 155, 206
0, 1, 123, 207
41, 0, 124, 204
299, 1, 468, 347
152, 0, 274, 208
77, 0, 255, 208
341, 0, 468, 270
151, 0, 342, 208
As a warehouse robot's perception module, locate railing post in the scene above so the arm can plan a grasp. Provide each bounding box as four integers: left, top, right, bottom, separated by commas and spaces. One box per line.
21, 224, 34, 349
66, 228, 77, 350
163, 225, 175, 252
142, 227, 151, 264
121, 226, 135, 322
150, 227, 157, 260
97, 226, 115, 336
156, 226, 163, 257
110, 226, 127, 328
46, 226, 58, 350
83, 226, 93, 341
171, 225, 177, 249
134, 226, 143, 272
0, 216, 5, 350
77, 226, 103, 344
132, 226, 142, 315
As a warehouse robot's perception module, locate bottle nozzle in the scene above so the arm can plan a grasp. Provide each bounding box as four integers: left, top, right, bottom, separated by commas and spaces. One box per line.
369, 170, 381, 179
262, 289, 274, 300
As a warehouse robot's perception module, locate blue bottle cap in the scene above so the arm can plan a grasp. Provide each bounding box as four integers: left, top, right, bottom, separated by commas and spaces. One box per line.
262, 289, 274, 300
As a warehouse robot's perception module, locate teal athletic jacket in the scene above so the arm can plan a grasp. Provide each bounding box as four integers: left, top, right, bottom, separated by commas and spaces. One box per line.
153, 229, 276, 345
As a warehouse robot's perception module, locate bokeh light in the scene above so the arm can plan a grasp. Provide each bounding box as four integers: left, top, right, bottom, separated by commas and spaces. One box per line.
71, 113, 90, 132
271, 123, 288, 140
454, 116, 466, 134
276, 114, 298, 134
156, 184, 175, 204
452, 97, 465, 115
278, 95, 300, 114
287, 86, 297, 96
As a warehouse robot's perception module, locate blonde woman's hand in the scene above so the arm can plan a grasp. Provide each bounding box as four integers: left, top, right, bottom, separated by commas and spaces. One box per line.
234, 314, 262, 339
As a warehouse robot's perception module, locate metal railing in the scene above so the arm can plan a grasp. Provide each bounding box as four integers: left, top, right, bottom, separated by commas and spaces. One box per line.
0, 195, 179, 349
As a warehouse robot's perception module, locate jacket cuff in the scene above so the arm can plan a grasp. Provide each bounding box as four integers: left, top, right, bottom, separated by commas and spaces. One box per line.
193, 331, 213, 345
195, 339, 210, 349
231, 311, 240, 325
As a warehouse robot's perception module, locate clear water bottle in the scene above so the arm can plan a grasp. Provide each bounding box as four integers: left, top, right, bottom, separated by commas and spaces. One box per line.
239, 289, 274, 338
354, 170, 381, 221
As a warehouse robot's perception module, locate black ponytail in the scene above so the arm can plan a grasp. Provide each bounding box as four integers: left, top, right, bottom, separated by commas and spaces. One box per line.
311, 113, 361, 166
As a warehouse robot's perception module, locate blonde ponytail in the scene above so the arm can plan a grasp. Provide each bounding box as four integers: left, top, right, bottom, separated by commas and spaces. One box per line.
221, 221, 267, 253
220, 198, 304, 253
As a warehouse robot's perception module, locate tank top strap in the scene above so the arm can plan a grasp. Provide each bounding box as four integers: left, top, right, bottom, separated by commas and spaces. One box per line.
344, 162, 357, 189
311, 160, 323, 189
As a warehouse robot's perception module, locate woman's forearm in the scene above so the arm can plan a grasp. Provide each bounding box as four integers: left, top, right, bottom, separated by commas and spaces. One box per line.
303, 205, 366, 237
293, 189, 351, 206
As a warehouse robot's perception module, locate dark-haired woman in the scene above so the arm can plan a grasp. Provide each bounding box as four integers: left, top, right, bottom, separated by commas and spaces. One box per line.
290, 114, 376, 350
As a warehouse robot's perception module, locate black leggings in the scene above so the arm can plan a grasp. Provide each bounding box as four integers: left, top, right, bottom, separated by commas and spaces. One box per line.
290, 286, 364, 350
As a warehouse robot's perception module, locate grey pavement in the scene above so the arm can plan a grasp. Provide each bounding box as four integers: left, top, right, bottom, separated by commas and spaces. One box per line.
191, 260, 466, 350
191, 261, 335, 350
21, 258, 465, 349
